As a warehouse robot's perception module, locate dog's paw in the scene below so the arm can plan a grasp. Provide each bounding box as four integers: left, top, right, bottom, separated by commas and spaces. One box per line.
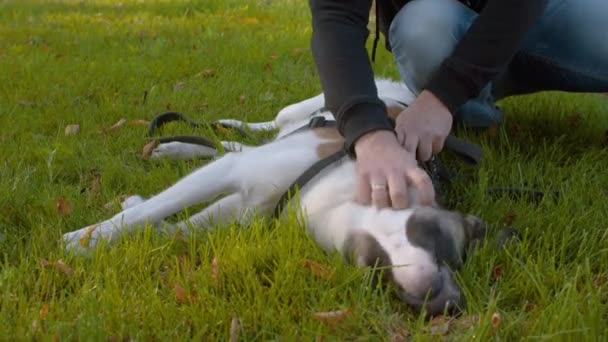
62, 221, 118, 254
121, 195, 145, 210
151, 142, 217, 160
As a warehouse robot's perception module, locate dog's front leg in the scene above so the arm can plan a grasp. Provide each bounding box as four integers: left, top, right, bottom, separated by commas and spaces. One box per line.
63, 153, 242, 253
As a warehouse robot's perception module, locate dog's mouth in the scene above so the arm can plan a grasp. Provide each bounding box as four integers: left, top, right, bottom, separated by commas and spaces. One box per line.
395, 264, 465, 317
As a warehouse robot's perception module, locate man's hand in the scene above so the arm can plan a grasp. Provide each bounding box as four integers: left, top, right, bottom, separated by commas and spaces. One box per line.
354, 130, 435, 209
395, 90, 453, 161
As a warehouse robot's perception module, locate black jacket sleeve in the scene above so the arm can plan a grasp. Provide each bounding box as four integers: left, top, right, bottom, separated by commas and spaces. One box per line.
425, 0, 547, 113
309, 0, 547, 152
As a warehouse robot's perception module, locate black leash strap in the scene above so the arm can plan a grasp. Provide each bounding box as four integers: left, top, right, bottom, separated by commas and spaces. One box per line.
147, 111, 252, 141
273, 149, 348, 218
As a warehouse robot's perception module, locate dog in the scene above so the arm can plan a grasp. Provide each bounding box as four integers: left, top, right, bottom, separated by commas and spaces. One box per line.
62, 78, 487, 317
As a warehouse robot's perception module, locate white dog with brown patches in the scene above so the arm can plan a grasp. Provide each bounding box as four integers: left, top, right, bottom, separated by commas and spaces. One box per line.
62, 78, 486, 317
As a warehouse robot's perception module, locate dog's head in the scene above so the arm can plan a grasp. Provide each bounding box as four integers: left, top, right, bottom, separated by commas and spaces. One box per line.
344, 207, 486, 317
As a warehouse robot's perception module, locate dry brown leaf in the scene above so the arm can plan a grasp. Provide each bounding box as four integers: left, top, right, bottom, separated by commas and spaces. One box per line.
524, 302, 536, 313
501, 211, 517, 226
40, 258, 74, 276
142, 140, 159, 159
264, 63, 271, 72
428, 315, 452, 336
303, 259, 332, 279
109, 118, 127, 131
491, 312, 501, 330
196, 69, 216, 78
454, 314, 480, 329
270, 53, 278, 60
56, 259, 74, 276
174, 82, 187, 91
174, 283, 189, 303
238, 95, 246, 104
291, 48, 306, 57
229, 315, 240, 342
312, 308, 352, 324
493, 265, 503, 281
64, 124, 80, 136
130, 119, 150, 126
241, 17, 259, 25
56, 197, 73, 216
39, 303, 50, 320
174, 283, 195, 304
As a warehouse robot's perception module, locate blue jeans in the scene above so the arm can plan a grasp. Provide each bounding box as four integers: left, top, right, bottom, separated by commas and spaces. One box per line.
389, 0, 608, 128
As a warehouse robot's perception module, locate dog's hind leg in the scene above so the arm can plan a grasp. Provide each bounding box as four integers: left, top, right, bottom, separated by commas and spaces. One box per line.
171, 192, 249, 233
62, 153, 243, 253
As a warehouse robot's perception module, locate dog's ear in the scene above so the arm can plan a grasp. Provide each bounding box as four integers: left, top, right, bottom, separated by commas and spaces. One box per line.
405, 208, 465, 269
463, 214, 487, 253
343, 230, 393, 286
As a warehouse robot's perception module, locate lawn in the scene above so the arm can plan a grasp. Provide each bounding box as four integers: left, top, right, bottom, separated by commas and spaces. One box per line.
1, 0, 607, 340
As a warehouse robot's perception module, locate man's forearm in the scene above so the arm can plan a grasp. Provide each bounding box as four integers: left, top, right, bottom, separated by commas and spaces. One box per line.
309, 0, 393, 152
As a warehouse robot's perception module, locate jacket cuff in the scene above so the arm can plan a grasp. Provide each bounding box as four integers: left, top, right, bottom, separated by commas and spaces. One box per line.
341, 102, 394, 156
424, 60, 476, 114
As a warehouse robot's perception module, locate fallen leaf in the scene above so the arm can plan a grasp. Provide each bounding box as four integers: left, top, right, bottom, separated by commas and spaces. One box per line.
196, 69, 216, 78
229, 315, 240, 342
174, 82, 186, 91
566, 113, 582, 128
81, 169, 101, 195
56, 197, 73, 216
454, 314, 480, 329
484, 125, 498, 139
130, 119, 150, 126
303, 259, 332, 279
270, 53, 278, 60
109, 118, 127, 131
264, 63, 271, 72
39, 303, 50, 320
142, 140, 159, 159
18, 99, 35, 106
238, 95, 246, 104
291, 48, 306, 57
491, 312, 501, 330
428, 315, 451, 336
64, 124, 80, 136
508, 122, 522, 136
241, 17, 259, 24
493, 265, 503, 281
501, 211, 517, 226
312, 308, 352, 324
56, 259, 74, 276
40, 258, 74, 276
524, 302, 536, 313
174, 283, 195, 304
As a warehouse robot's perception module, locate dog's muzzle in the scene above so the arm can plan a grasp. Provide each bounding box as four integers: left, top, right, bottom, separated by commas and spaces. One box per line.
396, 265, 465, 317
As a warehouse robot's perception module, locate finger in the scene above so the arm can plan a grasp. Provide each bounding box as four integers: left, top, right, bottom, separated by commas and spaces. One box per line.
355, 173, 372, 205
417, 136, 433, 161
396, 128, 405, 146
406, 168, 435, 206
432, 136, 446, 155
404, 135, 418, 154
388, 172, 408, 209
370, 176, 390, 209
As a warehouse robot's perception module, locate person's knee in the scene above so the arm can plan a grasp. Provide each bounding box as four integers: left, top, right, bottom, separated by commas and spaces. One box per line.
389, 0, 472, 91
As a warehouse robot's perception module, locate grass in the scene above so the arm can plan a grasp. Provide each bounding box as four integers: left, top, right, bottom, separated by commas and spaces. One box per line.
1, 0, 607, 340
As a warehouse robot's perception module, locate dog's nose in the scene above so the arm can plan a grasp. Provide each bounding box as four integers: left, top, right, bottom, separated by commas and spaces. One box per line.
397, 265, 465, 317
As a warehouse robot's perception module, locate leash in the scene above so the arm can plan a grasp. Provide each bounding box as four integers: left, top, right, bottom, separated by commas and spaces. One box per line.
145, 106, 559, 216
